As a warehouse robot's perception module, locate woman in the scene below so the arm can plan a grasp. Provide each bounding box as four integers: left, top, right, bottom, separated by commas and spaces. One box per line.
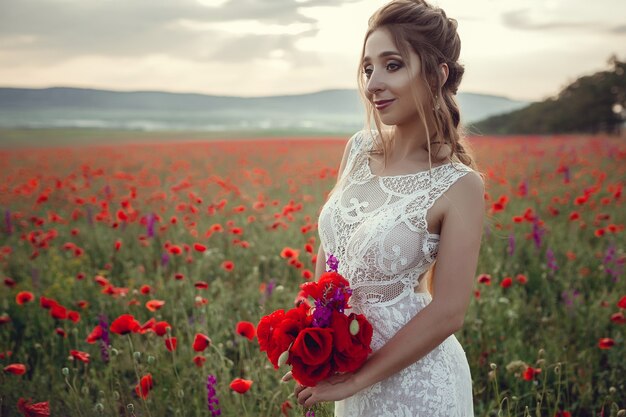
283, 1, 485, 415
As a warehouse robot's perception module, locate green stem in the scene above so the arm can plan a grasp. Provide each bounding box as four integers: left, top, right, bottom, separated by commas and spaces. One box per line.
127, 334, 153, 417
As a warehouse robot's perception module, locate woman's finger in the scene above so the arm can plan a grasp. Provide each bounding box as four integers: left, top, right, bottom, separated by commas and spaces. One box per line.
281, 371, 293, 382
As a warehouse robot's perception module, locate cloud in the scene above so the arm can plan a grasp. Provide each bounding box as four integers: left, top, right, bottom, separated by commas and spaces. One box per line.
0, 0, 358, 65
501, 9, 596, 31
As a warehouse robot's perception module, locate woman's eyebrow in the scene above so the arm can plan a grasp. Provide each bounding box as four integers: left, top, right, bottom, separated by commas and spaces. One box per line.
362, 51, 402, 62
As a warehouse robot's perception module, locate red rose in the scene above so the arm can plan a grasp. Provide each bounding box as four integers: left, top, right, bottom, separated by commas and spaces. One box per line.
330, 311, 372, 373
289, 327, 334, 386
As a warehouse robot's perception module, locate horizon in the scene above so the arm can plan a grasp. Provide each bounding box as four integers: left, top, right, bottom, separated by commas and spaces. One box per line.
0, 84, 529, 102
1, 0, 625, 102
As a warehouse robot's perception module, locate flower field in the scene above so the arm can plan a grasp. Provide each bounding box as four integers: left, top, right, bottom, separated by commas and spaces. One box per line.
0, 134, 624, 417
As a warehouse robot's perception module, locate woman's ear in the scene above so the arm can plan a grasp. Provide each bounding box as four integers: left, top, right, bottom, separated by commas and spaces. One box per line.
439, 63, 449, 88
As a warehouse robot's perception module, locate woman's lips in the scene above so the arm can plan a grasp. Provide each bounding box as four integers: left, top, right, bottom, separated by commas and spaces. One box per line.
374, 99, 395, 110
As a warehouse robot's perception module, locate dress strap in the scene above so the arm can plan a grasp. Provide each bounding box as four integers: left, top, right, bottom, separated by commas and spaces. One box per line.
339, 130, 366, 182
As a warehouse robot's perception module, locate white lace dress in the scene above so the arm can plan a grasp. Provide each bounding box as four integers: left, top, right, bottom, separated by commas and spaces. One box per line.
318, 130, 475, 417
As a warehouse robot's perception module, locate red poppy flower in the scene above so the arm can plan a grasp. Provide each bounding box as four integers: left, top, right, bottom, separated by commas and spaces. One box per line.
301, 269, 313, 280
193, 243, 206, 252
153, 321, 171, 336
522, 366, 541, 381
146, 300, 165, 312
0, 314, 11, 325
137, 318, 156, 334
76, 300, 89, 309
135, 374, 154, 399
94, 275, 109, 286
165, 337, 177, 352
221, 260, 234, 272
193, 355, 206, 367
140, 285, 152, 295
194, 281, 209, 289
67, 311, 80, 323
280, 247, 299, 259
515, 274, 528, 285
598, 338, 615, 349
193, 333, 212, 352
16, 291, 34, 305
110, 314, 141, 335
477, 274, 491, 285
554, 411, 571, 417
281, 400, 293, 417
17, 397, 50, 417
70, 349, 90, 363
610, 312, 625, 324
4, 277, 16, 287
4, 363, 27, 375
174, 273, 185, 280
86, 325, 104, 343
50, 304, 67, 320
39, 296, 57, 309
236, 321, 256, 341
290, 327, 334, 386
500, 277, 513, 288
55, 328, 67, 338
618, 295, 626, 309
229, 378, 253, 394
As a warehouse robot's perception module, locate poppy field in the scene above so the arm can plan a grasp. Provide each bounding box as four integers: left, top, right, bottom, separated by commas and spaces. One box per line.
0, 133, 625, 417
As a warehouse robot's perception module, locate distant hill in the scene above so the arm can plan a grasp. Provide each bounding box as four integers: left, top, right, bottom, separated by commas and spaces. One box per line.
0, 87, 528, 132
473, 56, 626, 135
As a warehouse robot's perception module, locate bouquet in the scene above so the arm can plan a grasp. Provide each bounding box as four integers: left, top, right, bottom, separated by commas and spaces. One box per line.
257, 254, 373, 387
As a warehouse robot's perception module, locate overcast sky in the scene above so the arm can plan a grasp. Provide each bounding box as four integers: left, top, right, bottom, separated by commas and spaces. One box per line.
0, 0, 624, 101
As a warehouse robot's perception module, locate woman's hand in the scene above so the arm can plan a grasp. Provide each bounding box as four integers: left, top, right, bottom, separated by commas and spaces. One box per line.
282, 371, 358, 408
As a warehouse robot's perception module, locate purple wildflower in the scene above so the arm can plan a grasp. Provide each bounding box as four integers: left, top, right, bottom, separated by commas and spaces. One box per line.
603, 243, 624, 282
266, 279, 276, 297
161, 252, 170, 268
312, 300, 333, 328
326, 253, 339, 272
507, 233, 516, 257
546, 248, 558, 272
561, 289, 580, 311
206, 374, 221, 416
147, 213, 156, 238
5, 209, 12, 235
532, 217, 546, 250
98, 314, 110, 363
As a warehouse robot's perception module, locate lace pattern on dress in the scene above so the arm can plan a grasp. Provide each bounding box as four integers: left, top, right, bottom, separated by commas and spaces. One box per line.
319, 130, 474, 308
319, 130, 476, 417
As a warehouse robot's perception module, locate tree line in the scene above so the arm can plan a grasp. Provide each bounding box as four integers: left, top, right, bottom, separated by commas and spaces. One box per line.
471, 55, 625, 135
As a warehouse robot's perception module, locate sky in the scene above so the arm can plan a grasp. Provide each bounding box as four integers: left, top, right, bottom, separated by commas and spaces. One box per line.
0, 0, 624, 102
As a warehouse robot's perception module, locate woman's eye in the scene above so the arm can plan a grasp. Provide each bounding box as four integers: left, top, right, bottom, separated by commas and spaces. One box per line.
362, 67, 373, 78
386, 62, 402, 71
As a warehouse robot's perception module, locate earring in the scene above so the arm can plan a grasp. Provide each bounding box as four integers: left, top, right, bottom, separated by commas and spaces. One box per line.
433, 95, 441, 111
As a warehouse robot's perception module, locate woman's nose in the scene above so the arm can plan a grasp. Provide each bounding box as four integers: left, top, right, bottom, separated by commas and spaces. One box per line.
366, 72, 385, 95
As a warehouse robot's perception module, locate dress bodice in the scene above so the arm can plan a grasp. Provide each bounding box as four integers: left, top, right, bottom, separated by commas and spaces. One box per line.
318, 130, 475, 308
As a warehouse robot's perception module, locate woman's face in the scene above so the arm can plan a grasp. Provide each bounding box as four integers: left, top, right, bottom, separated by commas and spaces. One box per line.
362, 28, 431, 127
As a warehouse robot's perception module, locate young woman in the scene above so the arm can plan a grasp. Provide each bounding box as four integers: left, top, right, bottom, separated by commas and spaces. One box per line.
283, 1, 485, 415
